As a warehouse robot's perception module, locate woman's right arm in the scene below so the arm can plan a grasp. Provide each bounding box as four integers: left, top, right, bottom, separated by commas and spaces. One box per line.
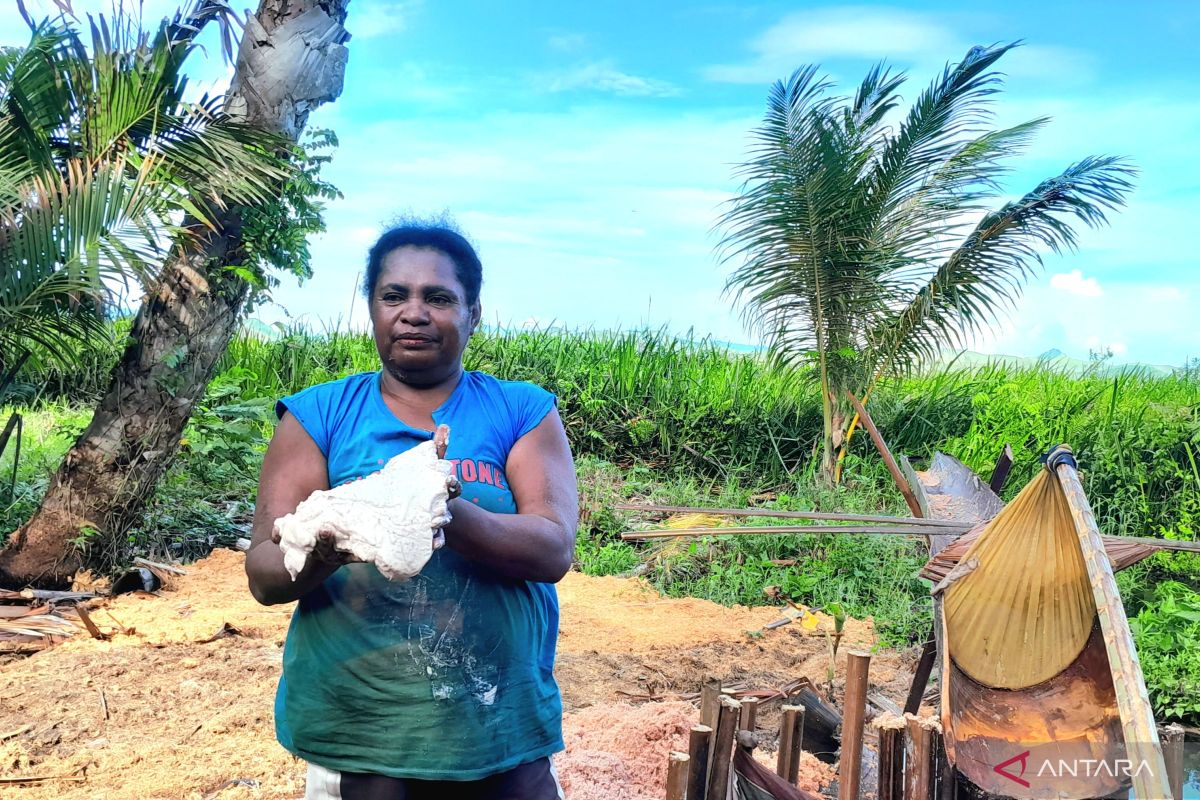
245, 412, 339, 605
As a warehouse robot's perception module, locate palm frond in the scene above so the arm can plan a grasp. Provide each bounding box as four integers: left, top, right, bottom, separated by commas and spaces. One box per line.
871, 156, 1137, 376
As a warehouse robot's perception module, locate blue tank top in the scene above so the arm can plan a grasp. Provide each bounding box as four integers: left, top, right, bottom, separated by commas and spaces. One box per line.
273, 370, 563, 779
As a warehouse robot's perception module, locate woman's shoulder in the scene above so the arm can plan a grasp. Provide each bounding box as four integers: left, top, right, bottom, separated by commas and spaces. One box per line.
276, 371, 377, 418
463, 370, 554, 401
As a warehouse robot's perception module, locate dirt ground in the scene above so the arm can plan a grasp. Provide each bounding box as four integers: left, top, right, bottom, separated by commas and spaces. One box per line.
0, 549, 915, 799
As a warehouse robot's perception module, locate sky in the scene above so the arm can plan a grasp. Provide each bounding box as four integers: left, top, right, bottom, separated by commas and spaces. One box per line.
4, 0, 1198, 366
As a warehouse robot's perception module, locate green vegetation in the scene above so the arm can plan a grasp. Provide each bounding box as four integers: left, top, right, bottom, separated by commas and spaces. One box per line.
3, 326, 1198, 716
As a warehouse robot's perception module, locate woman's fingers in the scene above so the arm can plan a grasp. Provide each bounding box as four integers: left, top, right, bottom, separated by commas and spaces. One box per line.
434, 424, 451, 459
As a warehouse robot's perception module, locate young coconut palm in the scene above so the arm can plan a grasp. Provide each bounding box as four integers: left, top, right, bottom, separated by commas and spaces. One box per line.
0, 5, 288, 384
719, 44, 1135, 483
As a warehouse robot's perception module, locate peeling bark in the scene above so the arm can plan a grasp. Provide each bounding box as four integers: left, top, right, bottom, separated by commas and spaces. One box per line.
0, 0, 352, 588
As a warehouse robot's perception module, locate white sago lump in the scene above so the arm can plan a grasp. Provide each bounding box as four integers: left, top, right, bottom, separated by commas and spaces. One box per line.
273, 439, 454, 580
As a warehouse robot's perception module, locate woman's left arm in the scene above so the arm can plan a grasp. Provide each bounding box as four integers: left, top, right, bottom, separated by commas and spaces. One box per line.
442, 408, 578, 583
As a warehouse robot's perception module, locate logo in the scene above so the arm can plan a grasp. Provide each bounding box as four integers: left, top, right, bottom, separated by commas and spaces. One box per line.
994, 751, 1031, 788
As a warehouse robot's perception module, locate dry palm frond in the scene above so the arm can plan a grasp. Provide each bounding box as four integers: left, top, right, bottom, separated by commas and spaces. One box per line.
0, 614, 79, 639
944, 468, 1095, 689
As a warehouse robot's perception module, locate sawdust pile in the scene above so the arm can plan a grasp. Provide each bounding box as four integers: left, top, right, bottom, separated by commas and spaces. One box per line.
0, 549, 911, 798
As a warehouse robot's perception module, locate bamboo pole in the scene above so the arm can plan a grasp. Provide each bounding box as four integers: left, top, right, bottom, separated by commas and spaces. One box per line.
705, 696, 741, 800
622, 524, 968, 541
904, 715, 933, 800
874, 716, 906, 800
614, 503, 967, 527
687, 725, 713, 800
1052, 451, 1172, 800
847, 391, 923, 517
838, 650, 871, 800
665, 752, 689, 800
738, 697, 759, 733
1161, 723, 1184, 800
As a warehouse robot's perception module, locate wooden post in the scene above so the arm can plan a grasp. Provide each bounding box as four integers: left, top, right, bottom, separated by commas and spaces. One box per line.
738, 697, 759, 733
904, 714, 933, 800
787, 706, 806, 784
988, 443, 1014, 495
1053, 452, 1172, 800
875, 715, 906, 800
793, 687, 840, 764
1161, 723, 1184, 800
700, 677, 722, 729
904, 632, 937, 715
687, 725, 712, 800
931, 726, 954, 800
665, 751, 689, 800
838, 650, 871, 800
705, 695, 740, 800
847, 391, 922, 517
776, 705, 800, 780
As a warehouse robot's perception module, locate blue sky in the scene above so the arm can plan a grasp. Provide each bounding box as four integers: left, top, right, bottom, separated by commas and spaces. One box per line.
5, 1, 1198, 365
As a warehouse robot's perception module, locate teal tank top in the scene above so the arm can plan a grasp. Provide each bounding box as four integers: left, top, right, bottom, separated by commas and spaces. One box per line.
273, 370, 564, 779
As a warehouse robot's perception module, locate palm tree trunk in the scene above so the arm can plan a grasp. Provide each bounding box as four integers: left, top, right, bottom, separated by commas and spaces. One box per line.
0, 0, 351, 588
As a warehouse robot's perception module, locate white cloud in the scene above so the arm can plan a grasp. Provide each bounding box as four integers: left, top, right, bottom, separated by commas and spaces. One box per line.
546, 63, 681, 97
349, 0, 420, 39
547, 33, 588, 54
1050, 269, 1103, 297
704, 7, 958, 84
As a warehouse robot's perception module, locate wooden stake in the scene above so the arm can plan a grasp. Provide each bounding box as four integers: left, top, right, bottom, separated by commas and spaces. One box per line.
793, 687, 840, 764
988, 443, 1014, 495
776, 705, 800, 780
1161, 723, 1184, 800
903, 632, 937, 716
665, 751, 689, 800
700, 678, 722, 729
931, 726, 953, 800
847, 391, 923, 517
904, 715, 933, 800
687, 725, 712, 800
738, 697, 759, 733
787, 707, 806, 784
705, 695, 740, 800
838, 650, 871, 800
1053, 454, 1172, 800
874, 716, 906, 800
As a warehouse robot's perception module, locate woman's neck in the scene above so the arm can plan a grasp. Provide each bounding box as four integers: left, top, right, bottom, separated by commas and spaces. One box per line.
379, 364, 464, 411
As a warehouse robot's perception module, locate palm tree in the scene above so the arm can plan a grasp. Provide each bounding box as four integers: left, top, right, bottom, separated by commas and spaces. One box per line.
719, 44, 1135, 483
0, 0, 351, 588
0, 8, 287, 380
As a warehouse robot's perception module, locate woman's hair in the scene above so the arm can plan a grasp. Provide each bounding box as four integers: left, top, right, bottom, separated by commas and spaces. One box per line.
363, 218, 482, 305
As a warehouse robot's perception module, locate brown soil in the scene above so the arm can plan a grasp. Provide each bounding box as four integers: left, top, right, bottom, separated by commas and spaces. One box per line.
0, 549, 914, 799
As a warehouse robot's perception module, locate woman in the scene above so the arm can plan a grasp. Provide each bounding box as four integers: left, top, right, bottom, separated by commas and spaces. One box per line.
245, 221, 578, 800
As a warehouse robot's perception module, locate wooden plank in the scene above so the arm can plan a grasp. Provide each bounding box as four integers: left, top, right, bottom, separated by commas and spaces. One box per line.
847, 391, 923, 517
700, 677, 722, 729
738, 697, 759, 733
1053, 455, 1171, 800
776, 706, 799, 780
838, 650, 871, 800
793, 687, 840, 764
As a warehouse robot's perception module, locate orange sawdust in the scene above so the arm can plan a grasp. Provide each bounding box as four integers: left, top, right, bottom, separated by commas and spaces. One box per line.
0, 549, 912, 799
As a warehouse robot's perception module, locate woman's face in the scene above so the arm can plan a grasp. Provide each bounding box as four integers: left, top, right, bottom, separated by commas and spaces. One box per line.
370, 246, 480, 385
